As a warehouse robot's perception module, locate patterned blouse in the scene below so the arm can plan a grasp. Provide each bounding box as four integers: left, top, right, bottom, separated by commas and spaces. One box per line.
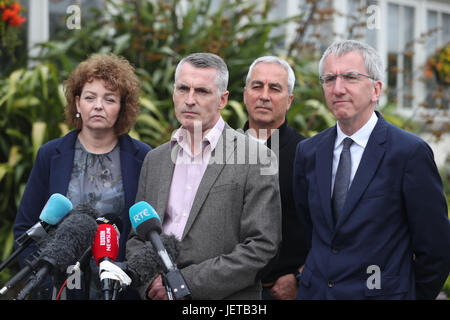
67, 138, 124, 218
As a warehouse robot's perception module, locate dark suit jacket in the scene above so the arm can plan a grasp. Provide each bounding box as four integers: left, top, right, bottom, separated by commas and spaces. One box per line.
127, 124, 282, 299
293, 111, 450, 299
13, 130, 151, 262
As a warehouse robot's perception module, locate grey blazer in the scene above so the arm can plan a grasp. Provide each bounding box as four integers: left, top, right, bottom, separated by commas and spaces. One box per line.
126, 124, 281, 299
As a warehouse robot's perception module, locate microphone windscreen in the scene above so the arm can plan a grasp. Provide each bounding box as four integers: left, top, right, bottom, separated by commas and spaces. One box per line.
70, 203, 101, 220
129, 201, 162, 241
39, 213, 98, 273
39, 193, 73, 225
126, 234, 180, 287
92, 224, 119, 265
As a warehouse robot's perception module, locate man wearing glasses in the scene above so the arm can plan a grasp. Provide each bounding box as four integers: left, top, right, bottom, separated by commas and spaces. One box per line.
293, 40, 450, 299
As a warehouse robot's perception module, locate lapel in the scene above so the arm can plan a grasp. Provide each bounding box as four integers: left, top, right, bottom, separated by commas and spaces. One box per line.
335, 111, 388, 230
315, 127, 337, 232
50, 130, 78, 196
154, 143, 176, 222
119, 134, 141, 210
181, 124, 237, 239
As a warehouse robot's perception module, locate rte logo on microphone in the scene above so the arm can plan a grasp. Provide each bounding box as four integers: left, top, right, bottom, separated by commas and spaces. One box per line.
132, 208, 151, 224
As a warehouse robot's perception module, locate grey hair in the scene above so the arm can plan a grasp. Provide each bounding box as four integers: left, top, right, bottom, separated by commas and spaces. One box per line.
245, 56, 296, 95
174, 52, 229, 95
318, 40, 385, 82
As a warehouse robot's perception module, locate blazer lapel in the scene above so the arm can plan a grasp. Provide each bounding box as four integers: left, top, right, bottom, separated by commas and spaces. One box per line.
50, 152, 74, 196
181, 125, 236, 239
316, 127, 337, 232
119, 135, 140, 211
49, 131, 78, 196
156, 143, 177, 222
335, 112, 388, 229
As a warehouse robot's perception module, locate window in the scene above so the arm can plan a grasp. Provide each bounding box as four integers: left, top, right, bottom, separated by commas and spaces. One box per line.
427, 10, 438, 55
387, 3, 415, 108
444, 13, 450, 45
387, 3, 399, 105
425, 9, 449, 110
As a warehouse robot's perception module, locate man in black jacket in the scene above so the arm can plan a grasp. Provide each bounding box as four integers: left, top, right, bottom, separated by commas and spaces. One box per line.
243, 56, 308, 299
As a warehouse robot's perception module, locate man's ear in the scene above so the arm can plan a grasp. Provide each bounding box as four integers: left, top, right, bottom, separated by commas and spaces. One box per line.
286, 93, 294, 111
218, 90, 229, 111
371, 80, 383, 104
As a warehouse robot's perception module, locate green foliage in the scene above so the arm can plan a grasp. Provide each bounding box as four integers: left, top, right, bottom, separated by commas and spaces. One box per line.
34, 0, 295, 146
443, 275, 450, 300
0, 62, 68, 287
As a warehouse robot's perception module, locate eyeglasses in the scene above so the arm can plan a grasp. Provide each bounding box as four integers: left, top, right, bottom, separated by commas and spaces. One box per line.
319, 72, 374, 86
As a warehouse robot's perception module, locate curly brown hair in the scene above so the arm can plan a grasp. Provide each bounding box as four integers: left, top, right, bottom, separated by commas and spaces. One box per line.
64, 53, 140, 136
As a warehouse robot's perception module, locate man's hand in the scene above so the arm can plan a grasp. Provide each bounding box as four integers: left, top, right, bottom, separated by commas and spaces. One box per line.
147, 274, 168, 300
270, 273, 298, 300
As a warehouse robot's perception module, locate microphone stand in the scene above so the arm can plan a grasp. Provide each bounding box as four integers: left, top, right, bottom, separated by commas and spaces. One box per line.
16, 264, 51, 300
111, 281, 120, 300
84, 264, 91, 300
0, 245, 26, 273
0, 249, 41, 296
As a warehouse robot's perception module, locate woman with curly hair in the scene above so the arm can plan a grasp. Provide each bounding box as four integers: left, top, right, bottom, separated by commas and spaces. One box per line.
13, 53, 151, 299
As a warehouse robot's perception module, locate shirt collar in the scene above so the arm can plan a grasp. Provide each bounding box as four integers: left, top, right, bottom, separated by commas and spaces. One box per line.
243, 118, 288, 148
335, 111, 378, 149
170, 116, 225, 154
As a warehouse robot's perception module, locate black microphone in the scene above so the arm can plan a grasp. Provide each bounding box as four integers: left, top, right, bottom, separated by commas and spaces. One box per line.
126, 233, 180, 286
129, 201, 190, 300
15, 212, 97, 300
0, 194, 72, 274
0, 203, 99, 296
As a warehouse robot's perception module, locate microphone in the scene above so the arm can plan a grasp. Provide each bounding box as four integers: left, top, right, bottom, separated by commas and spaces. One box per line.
92, 221, 120, 300
0, 203, 97, 296
70, 213, 120, 274
0, 193, 73, 273
129, 201, 191, 300
126, 233, 180, 286
92, 215, 122, 267
92, 215, 132, 300
15, 211, 98, 300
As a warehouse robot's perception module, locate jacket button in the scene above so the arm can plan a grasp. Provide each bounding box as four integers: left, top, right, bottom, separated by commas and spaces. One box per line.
328, 280, 335, 288
332, 247, 339, 254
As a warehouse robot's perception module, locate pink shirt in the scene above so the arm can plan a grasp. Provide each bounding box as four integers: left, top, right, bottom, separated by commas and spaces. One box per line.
163, 117, 225, 239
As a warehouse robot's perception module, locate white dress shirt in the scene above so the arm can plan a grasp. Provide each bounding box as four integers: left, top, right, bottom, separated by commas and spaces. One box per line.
331, 112, 378, 196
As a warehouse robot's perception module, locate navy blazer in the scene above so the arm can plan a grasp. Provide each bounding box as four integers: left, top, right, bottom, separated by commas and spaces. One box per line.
13, 130, 151, 262
293, 111, 450, 299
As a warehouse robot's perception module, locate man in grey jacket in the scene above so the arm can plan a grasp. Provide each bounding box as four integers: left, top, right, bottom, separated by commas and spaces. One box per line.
126, 53, 281, 300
